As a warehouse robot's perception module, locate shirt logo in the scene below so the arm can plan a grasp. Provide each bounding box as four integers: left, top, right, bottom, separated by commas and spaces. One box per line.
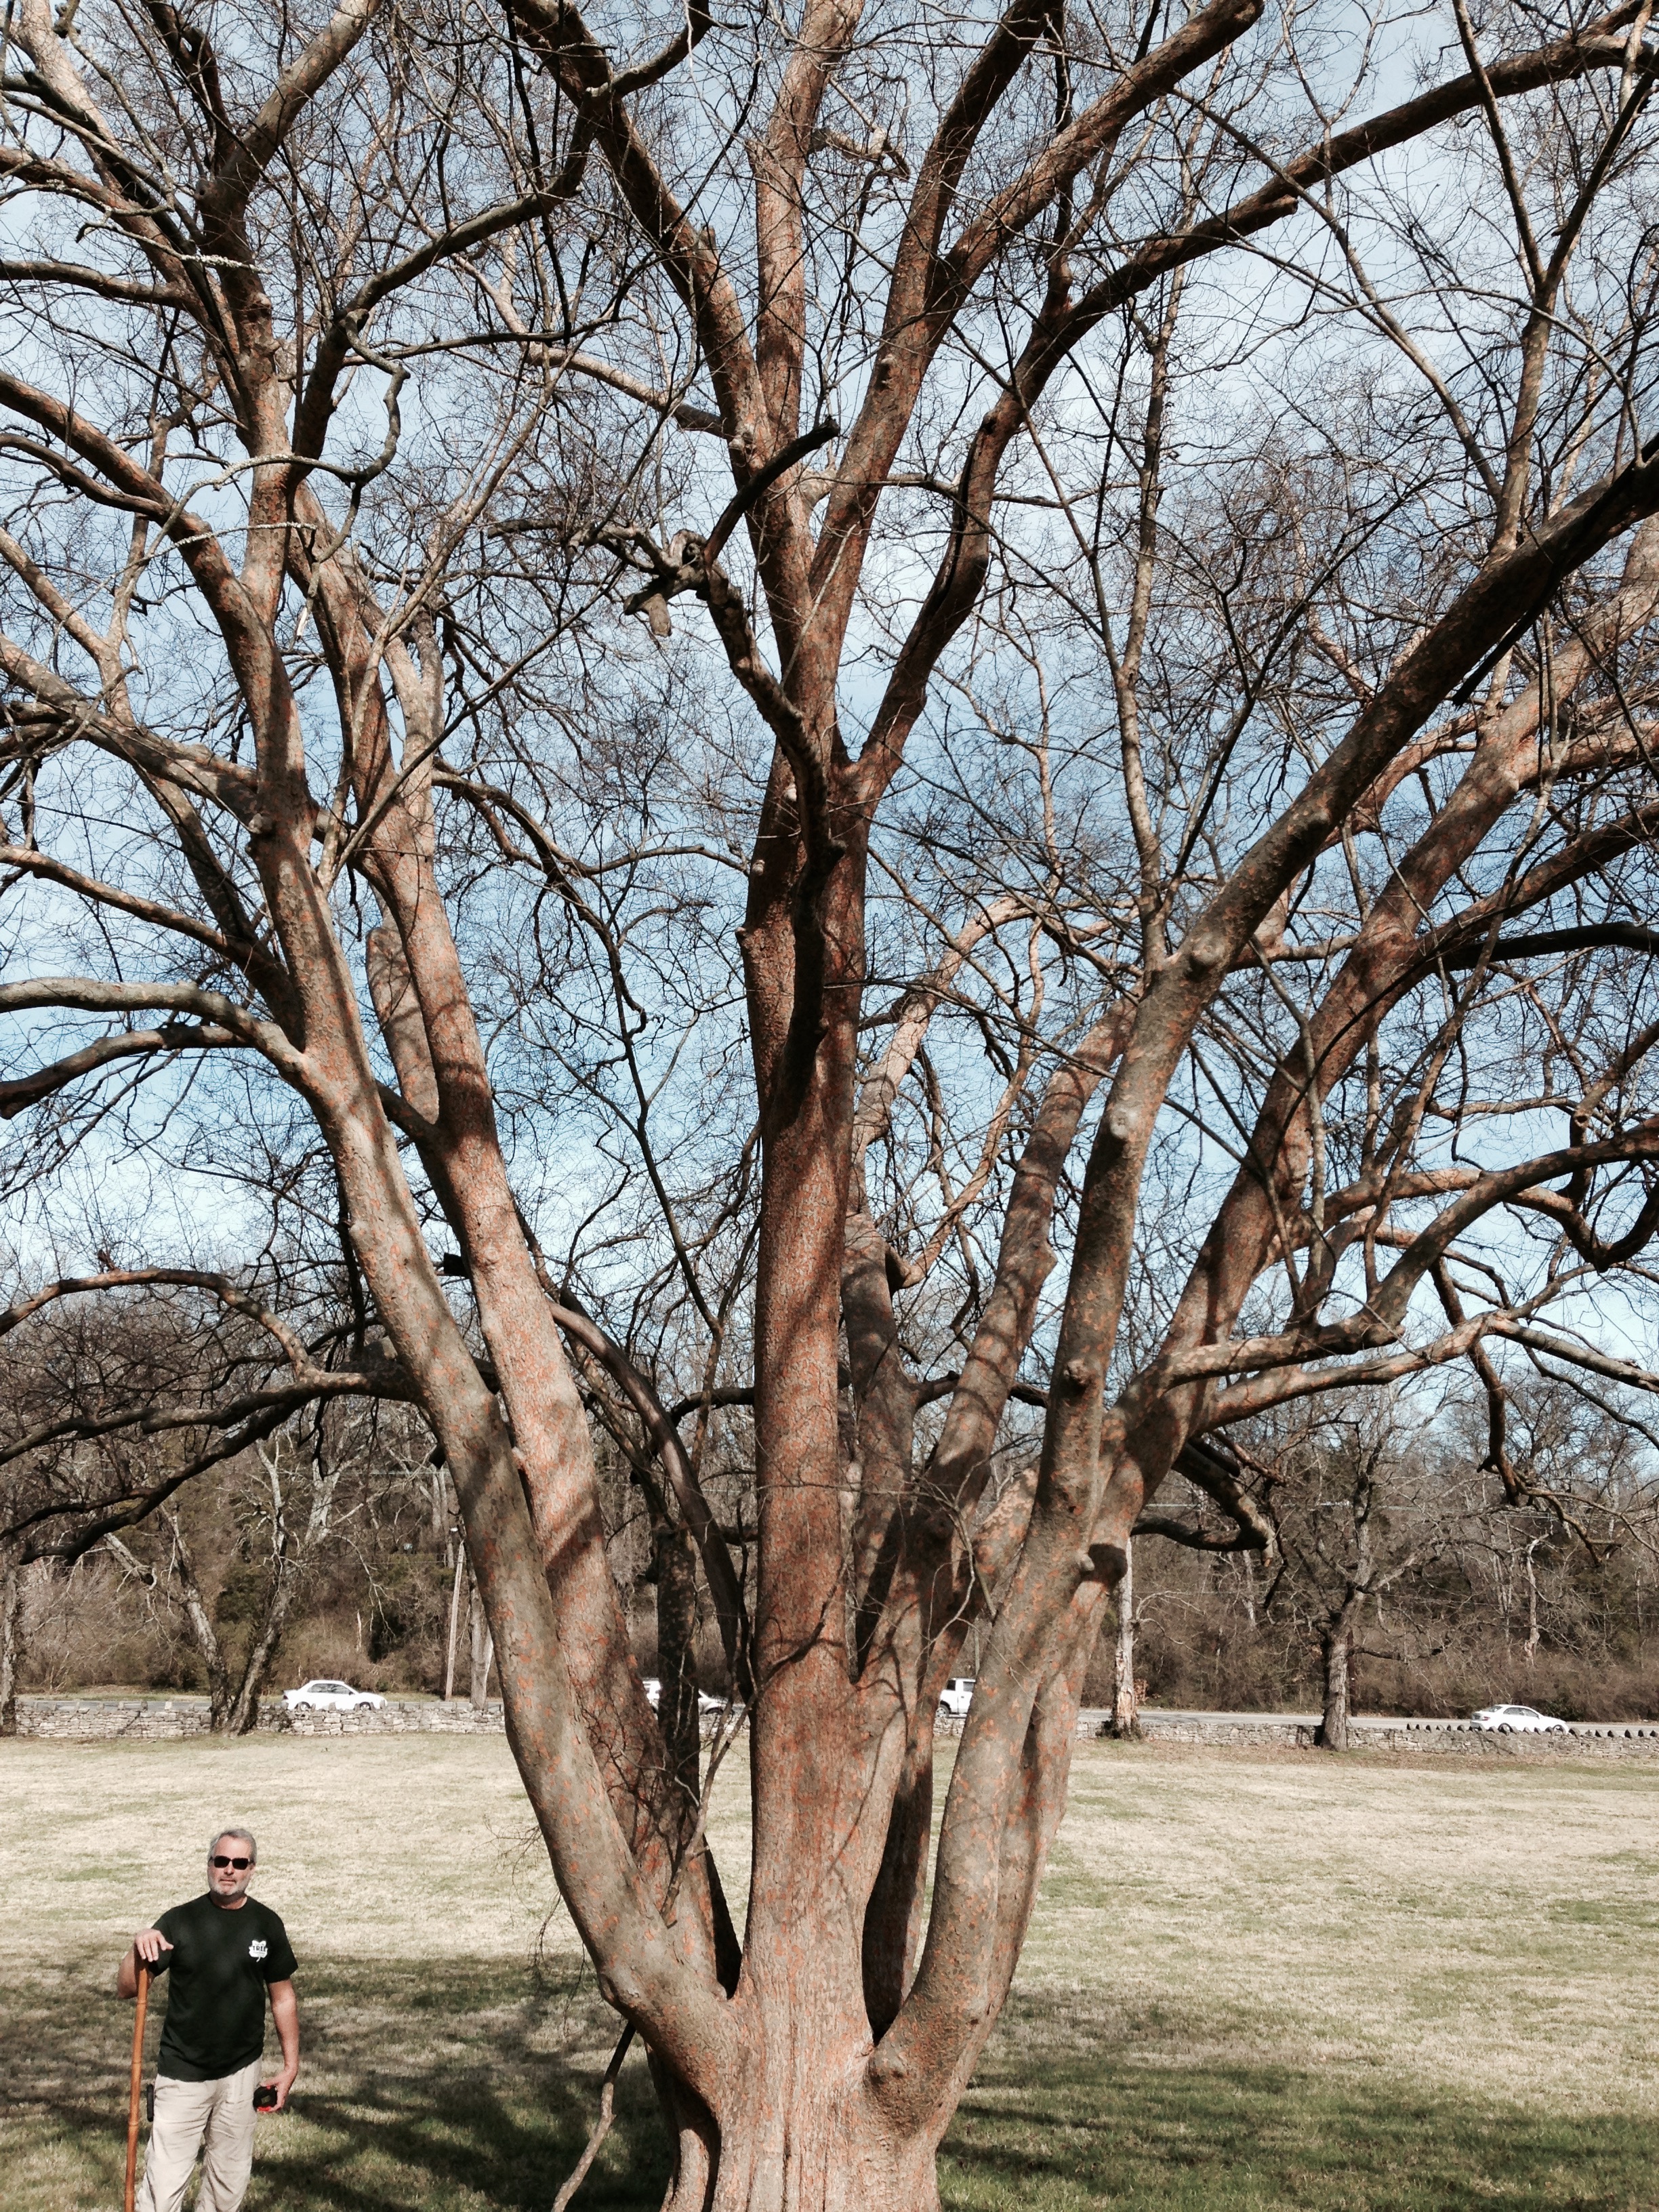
248, 1939, 268, 1961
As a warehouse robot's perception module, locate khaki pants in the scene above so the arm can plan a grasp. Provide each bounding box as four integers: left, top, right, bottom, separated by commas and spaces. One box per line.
136, 2058, 262, 2212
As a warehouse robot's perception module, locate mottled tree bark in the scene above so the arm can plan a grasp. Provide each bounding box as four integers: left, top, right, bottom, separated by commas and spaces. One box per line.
1112, 1540, 1139, 1740
468, 1576, 494, 1713
1319, 1613, 1356, 1752
0, 1550, 22, 1736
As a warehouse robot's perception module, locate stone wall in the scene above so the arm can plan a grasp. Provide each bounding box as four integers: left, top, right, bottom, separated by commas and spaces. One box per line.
1355, 1717, 1659, 1758
18, 1697, 222, 1741
937, 1707, 1659, 1756
1136, 1713, 1316, 1748
1132, 1712, 1659, 1757
276, 1700, 505, 1736
16, 1695, 1659, 1755
12, 1695, 506, 1740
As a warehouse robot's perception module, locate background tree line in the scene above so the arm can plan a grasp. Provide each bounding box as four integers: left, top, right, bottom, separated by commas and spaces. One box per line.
7, 1283, 1655, 1737
1125, 1380, 1659, 1738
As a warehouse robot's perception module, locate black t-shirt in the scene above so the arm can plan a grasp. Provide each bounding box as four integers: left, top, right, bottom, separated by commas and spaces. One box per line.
149, 1893, 298, 2082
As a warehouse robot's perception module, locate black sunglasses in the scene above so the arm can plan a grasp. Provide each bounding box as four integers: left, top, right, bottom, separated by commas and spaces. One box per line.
211, 1856, 252, 1870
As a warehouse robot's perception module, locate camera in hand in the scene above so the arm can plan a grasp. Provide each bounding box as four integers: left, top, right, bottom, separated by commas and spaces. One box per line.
253, 2084, 280, 2110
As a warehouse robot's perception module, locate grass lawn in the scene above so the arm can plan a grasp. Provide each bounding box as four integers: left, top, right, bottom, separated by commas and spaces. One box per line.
1, 1734, 1654, 2209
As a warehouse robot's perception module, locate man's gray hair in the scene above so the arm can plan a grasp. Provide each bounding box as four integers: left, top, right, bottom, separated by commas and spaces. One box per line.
209, 1826, 258, 1864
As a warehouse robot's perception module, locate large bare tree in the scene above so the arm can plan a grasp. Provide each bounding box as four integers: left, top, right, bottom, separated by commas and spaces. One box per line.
8, 0, 1659, 2201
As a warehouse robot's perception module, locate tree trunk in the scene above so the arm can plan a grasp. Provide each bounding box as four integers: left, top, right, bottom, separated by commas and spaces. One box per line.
226, 1568, 298, 1736
1319, 1610, 1355, 1750
626, 2020, 952, 2212
651, 1518, 702, 1809
689, 2083, 945, 2212
223, 1443, 307, 1735
444, 1544, 466, 1700
167, 1515, 232, 1730
0, 1550, 22, 1736
468, 1576, 494, 1713
1111, 1537, 1139, 1738
1525, 1538, 1541, 1664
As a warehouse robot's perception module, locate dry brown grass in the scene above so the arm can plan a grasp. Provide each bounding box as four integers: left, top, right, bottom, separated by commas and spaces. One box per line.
1029, 1741, 1659, 2102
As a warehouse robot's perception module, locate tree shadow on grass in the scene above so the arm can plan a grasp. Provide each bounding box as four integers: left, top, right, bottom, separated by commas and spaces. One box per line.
13, 1956, 1654, 2211
249, 2060, 670, 2211
943, 1990, 1656, 2211
5, 1948, 672, 2212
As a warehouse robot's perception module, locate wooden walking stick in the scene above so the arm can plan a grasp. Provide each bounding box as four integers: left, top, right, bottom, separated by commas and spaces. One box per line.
123, 1961, 150, 2212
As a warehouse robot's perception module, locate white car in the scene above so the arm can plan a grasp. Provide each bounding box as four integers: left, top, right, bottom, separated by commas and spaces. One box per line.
642, 1678, 727, 1715
284, 1679, 385, 1713
939, 1677, 976, 1717
1471, 1702, 1568, 1734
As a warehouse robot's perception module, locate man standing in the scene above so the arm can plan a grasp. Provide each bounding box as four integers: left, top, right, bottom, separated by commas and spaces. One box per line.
117, 1826, 299, 2212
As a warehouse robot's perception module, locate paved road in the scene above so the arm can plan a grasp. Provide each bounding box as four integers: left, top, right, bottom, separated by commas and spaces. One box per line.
1078, 1706, 1475, 1730
1082, 1705, 1659, 1732
1080, 1705, 1321, 1728
1139, 1705, 1321, 1726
